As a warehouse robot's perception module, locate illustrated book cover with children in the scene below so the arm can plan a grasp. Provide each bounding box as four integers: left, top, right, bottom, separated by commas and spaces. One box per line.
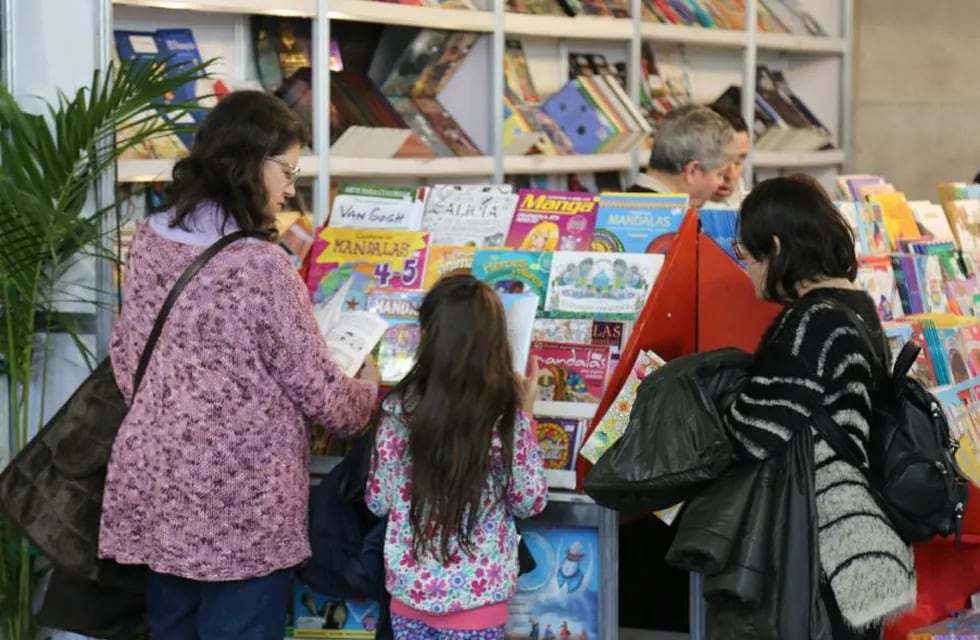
505, 189, 598, 252
506, 523, 600, 640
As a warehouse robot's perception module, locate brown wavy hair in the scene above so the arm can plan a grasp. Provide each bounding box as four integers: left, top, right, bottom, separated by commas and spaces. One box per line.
165, 90, 308, 240
394, 274, 521, 564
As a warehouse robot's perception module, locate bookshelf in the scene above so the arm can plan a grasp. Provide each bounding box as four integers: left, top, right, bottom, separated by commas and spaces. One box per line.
107, 0, 854, 214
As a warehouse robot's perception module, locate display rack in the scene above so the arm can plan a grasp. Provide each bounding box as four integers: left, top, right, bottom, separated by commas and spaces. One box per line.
106, 0, 854, 225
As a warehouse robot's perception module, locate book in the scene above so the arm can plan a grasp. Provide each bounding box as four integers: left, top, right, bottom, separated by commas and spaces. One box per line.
506, 524, 600, 640
329, 183, 424, 230
420, 185, 518, 246
501, 293, 539, 374
293, 580, 380, 638
471, 250, 553, 310
535, 417, 586, 471
592, 192, 690, 253
312, 276, 389, 378
423, 245, 481, 288
367, 289, 423, 385
545, 251, 663, 316
506, 189, 599, 252
306, 228, 430, 305
531, 340, 611, 403
579, 349, 665, 463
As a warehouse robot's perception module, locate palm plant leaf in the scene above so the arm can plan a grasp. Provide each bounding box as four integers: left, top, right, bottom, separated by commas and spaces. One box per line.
0, 56, 214, 637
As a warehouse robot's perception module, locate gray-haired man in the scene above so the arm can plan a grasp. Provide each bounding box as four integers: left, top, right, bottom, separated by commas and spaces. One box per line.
628, 104, 738, 208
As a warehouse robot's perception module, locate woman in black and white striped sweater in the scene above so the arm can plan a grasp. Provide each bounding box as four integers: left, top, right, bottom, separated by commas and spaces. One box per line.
726, 175, 915, 639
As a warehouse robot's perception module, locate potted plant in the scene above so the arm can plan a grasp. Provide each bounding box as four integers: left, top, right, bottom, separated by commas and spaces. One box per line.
0, 56, 211, 640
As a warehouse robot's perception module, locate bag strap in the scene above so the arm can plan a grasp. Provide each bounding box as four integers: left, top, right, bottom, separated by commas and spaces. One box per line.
806, 297, 887, 472
131, 230, 250, 397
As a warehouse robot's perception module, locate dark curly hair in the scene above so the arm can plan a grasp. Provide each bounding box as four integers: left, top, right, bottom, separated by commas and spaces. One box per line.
165, 90, 308, 240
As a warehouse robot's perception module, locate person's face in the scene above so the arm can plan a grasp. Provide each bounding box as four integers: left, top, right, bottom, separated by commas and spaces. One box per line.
715, 131, 749, 200
683, 160, 728, 208
732, 239, 768, 300
262, 143, 301, 218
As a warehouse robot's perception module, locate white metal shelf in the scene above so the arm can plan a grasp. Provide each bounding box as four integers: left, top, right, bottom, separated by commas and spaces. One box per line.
117, 155, 320, 182
504, 13, 632, 40
753, 149, 846, 169
505, 153, 634, 174
118, 154, 642, 181
640, 22, 747, 48
756, 32, 847, 54
112, 0, 316, 17
330, 0, 493, 31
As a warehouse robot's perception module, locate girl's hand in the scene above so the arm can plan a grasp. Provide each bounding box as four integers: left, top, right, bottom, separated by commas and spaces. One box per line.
520, 357, 540, 414
358, 354, 382, 385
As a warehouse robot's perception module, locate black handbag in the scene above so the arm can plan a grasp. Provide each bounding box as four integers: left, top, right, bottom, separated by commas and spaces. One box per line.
0, 230, 248, 589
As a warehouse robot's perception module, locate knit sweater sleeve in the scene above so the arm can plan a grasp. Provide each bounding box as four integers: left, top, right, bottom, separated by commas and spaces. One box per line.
258, 249, 377, 436
726, 300, 875, 460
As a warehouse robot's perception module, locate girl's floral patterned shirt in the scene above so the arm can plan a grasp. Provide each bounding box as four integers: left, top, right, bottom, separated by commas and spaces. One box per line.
366, 396, 548, 614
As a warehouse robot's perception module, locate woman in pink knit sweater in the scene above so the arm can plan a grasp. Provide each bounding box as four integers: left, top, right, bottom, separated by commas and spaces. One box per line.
99, 91, 380, 639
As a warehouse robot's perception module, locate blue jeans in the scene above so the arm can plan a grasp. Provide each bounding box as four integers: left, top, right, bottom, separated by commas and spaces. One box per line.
146, 568, 292, 640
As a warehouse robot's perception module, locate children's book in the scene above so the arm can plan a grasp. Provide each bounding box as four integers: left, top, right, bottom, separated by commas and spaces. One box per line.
531, 341, 610, 403
293, 580, 380, 638
591, 192, 689, 254
535, 417, 586, 471
423, 245, 481, 288
328, 183, 424, 230
471, 250, 552, 310
367, 290, 424, 385
507, 524, 600, 640
545, 251, 663, 316
313, 277, 389, 378
306, 228, 430, 305
579, 349, 665, 463
856, 256, 904, 321
532, 318, 594, 345
500, 293, 539, 374
420, 185, 516, 246
505, 189, 599, 252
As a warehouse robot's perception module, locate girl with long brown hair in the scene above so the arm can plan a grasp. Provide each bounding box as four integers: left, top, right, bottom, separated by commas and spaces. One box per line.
366, 273, 548, 639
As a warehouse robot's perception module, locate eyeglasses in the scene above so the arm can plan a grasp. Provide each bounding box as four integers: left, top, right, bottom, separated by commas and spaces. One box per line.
731, 240, 749, 262
265, 156, 301, 185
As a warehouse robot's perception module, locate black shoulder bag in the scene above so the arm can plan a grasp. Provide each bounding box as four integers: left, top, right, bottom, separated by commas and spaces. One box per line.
0, 230, 249, 585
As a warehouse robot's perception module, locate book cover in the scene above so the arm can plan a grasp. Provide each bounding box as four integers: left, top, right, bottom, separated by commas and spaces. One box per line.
545, 251, 663, 316
532, 318, 594, 345
293, 580, 379, 637
412, 96, 484, 156
329, 182, 424, 230
471, 250, 553, 310
424, 245, 481, 288
579, 349, 665, 464
856, 256, 904, 321
506, 524, 600, 640
368, 289, 423, 385
506, 189, 598, 253
531, 340, 611, 403
313, 276, 390, 377
306, 228, 430, 305
535, 417, 585, 471
592, 192, 689, 253
421, 185, 518, 246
